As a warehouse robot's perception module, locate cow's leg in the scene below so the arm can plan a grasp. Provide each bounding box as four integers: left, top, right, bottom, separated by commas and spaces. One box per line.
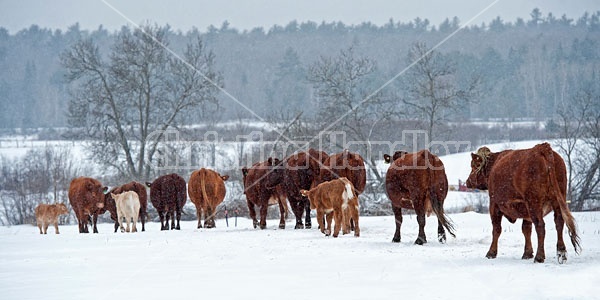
113, 220, 119, 233
277, 198, 286, 229
352, 204, 360, 237
259, 204, 268, 230
196, 208, 203, 229
133, 211, 139, 232
486, 204, 503, 259
392, 206, 402, 243
342, 206, 351, 235
289, 199, 304, 229
207, 206, 216, 228
324, 212, 333, 236
43, 222, 49, 234
304, 199, 312, 229
333, 209, 343, 238
175, 209, 181, 230
37, 220, 43, 234
54, 221, 60, 234
554, 207, 567, 264
521, 220, 534, 259
139, 208, 146, 232
437, 220, 447, 243
92, 214, 99, 233
247, 200, 259, 229
159, 211, 167, 231
530, 210, 546, 263
117, 211, 125, 232
316, 210, 325, 235
166, 210, 173, 230
415, 213, 427, 245
125, 215, 131, 233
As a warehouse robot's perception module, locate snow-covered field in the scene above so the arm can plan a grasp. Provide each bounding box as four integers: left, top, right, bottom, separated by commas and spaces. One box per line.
1, 211, 599, 300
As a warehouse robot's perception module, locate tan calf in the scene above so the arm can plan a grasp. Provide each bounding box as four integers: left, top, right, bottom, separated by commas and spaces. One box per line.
300, 177, 360, 237
110, 191, 141, 233
35, 203, 69, 234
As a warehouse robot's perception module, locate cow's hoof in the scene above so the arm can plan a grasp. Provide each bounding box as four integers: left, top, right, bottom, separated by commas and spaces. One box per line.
260, 224, 266, 230
438, 233, 446, 244
557, 251, 567, 264
392, 237, 400, 243
305, 223, 312, 229
324, 229, 331, 236
534, 255, 545, 263
414, 237, 426, 245
486, 251, 497, 259
279, 223, 285, 229
522, 252, 534, 260
294, 223, 304, 229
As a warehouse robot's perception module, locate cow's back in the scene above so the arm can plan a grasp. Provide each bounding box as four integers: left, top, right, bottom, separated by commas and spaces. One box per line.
189, 168, 226, 208
149, 173, 187, 211
319, 150, 366, 194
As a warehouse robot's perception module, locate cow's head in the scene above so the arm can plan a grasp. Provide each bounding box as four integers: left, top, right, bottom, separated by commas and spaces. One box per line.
265, 157, 284, 189
220, 174, 230, 181
466, 147, 491, 190
299, 189, 316, 209
57, 203, 69, 215
383, 151, 409, 164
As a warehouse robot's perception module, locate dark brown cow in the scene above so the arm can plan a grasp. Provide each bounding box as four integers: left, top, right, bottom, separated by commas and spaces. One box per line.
146, 173, 187, 230
188, 168, 229, 229
242, 158, 287, 229
384, 150, 455, 245
68, 177, 108, 233
265, 148, 329, 229
466, 143, 581, 263
103, 181, 148, 232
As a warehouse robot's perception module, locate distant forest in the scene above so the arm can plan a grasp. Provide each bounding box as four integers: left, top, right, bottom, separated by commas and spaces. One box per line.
0, 9, 599, 129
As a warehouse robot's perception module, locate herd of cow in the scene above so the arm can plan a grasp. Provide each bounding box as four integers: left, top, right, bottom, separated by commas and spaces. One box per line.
34, 142, 581, 263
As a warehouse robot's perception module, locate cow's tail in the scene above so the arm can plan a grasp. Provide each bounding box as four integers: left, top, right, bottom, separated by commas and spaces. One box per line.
542, 143, 581, 254
428, 155, 455, 238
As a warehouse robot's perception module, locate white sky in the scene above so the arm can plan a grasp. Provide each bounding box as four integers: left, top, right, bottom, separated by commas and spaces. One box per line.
1, 0, 599, 34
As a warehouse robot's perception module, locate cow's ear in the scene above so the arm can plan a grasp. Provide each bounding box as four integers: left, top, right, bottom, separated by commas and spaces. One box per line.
300, 189, 309, 197
102, 186, 109, 194
383, 154, 391, 164
221, 175, 230, 181
242, 167, 248, 177
268, 157, 273, 165
274, 158, 282, 166
471, 153, 478, 160
145, 182, 152, 188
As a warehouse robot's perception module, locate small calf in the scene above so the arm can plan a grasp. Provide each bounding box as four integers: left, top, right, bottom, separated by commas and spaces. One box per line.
35, 203, 69, 234
300, 177, 360, 238
110, 191, 141, 233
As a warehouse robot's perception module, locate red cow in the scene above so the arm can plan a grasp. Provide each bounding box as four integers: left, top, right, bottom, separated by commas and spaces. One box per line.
242, 158, 287, 229
188, 168, 229, 229
466, 143, 580, 263
103, 181, 148, 232
146, 173, 187, 230
384, 150, 455, 245
68, 177, 108, 233
265, 148, 329, 229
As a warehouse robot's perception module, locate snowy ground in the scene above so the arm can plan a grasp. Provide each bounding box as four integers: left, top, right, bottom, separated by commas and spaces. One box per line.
1, 211, 599, 300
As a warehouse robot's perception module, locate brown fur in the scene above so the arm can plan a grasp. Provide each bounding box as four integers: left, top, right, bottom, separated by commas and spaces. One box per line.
103, 181, 148, 232
300, 177, 360, 238
146, 173, 187, 231
242, 158, 287, 229
265, 148, 329, 229
466, 143, 580, 263
384, 150, 455, 245
316, 149, 366, 193
35, 203, 69, 234
68, 177, 108, 233
188, 168, 229, 229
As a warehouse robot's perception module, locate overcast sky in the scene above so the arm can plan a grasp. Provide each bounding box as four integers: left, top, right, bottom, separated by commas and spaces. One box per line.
1, 0, 599, 34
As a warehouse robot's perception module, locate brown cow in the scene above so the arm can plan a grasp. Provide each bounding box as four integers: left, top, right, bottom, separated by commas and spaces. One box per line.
384, 150, 455, 245
188, 168, 229, 229
300, 177, 360, 237
68, 177, 108, 233
35, 203, 69, 234
315, 149, 366, 230
466, 143, 581, 263
103, 181, 148, 232
146, 173, 187, 230
265, 148, 329, 229
242, 158, 287, 229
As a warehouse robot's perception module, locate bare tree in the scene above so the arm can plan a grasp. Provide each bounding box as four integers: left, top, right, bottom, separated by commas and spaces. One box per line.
61, 24, 222, 181
556, 82, 600, 211
307, 45, 393, 183
400, 42, 480, 144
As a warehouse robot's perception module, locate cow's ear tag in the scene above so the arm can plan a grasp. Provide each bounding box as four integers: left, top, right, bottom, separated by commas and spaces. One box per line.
102, 187, 109, 194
